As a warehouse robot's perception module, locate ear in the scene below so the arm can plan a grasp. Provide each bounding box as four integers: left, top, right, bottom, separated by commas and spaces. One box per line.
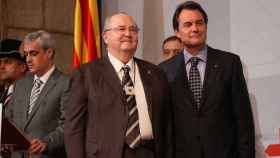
102, 32, 109, 45
46, 48, 54, 59
175, 31, 181, 39
20, 63, 27, 73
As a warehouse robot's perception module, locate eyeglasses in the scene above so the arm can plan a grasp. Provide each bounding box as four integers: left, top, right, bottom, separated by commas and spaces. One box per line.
104, 26, 139, 34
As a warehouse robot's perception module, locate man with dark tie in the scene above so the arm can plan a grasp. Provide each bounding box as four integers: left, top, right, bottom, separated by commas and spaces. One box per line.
159, 1, 255, 158
0, 39, 27, 107
5, 30, 70, 158
64, 12, 172, 158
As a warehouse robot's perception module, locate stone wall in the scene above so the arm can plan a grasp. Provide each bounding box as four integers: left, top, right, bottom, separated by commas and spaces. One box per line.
0, 0, 74, 73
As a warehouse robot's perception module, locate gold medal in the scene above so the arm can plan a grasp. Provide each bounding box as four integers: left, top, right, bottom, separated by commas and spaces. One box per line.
124, 86, 134, 95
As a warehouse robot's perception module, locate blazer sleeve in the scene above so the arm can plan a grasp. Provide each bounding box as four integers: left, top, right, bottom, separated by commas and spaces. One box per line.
64, 69, 88, 158
155, 67, 174, 158
163, 78, 174, 158
42, 76, 71, 154
231, 56, 255, 158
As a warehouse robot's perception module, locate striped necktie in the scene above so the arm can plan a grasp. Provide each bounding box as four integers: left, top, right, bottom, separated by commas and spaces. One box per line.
28, 79, 43, 114
122, 65, 141, 149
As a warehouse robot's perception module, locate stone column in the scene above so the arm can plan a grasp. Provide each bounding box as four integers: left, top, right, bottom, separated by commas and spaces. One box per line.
142, 0, 164, 64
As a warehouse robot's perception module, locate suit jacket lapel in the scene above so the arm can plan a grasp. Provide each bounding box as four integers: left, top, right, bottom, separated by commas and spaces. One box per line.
25, 69, 60, 128
174, 54, 195, 111
135, 59, 153, 118
23, 74, 35, 122
200, 47, 221, 109
100, 58, 125, 101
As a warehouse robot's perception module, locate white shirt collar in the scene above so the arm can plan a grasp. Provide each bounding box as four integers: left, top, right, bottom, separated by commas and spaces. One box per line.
108, 52, 134, 73
7, 84, 14, 95
183, 46, 207, 64
34, 65, 55, 84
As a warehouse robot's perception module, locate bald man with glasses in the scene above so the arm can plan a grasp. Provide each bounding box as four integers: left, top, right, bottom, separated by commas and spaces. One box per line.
65, 12, 173, 158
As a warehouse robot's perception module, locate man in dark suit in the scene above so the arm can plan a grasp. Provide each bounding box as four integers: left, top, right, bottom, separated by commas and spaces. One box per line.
5, 30, 70, 158
64, 13, 172, 158
159, 1, 255, 158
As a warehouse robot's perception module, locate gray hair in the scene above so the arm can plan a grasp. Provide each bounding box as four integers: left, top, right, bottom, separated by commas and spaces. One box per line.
103, 15, 112, 32
102, 12, 139, 33
23, 30, 55, 51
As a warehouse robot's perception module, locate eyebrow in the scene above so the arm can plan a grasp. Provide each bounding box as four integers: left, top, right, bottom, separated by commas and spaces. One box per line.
23, 50, 40, 55
183, 19, 204, 23
114, 25, 138, 28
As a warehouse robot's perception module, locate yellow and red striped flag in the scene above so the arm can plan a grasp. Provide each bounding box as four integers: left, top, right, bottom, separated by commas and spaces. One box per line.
73, 0, 101, 68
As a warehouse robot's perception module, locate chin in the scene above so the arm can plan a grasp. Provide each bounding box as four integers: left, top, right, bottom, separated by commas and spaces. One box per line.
186, 43, 203, 48
29, 69, 36, 74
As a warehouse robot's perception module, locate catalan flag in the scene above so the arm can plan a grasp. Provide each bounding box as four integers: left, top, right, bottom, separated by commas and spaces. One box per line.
73, 0, 101, 68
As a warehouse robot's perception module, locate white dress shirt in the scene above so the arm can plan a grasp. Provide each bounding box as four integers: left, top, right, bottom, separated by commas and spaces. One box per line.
34, 65, 55, 91
108, 53, 154, 140
184, 46, 207, 86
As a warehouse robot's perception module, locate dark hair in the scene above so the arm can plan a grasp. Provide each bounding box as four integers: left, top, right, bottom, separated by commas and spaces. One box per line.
162, 35, 182, 49
172, 1, 208, 31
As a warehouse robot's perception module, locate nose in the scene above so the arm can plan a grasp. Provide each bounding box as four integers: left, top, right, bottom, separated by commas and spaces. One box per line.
124, 29, 132, 36
192, 24, 199, 32
25, 54, 32, 63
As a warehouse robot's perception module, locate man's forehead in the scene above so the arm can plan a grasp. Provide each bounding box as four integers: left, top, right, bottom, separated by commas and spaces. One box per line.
0, 57, 17, 62
109, 14, 136, 27
23, 41, 41, 51
179, 9, 204, 20
164, 41, 182, 48
0, 57, 9, 61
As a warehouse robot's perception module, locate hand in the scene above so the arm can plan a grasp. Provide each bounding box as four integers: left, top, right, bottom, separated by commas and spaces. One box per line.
0, 145, 12, 157
28, 139, 47, 154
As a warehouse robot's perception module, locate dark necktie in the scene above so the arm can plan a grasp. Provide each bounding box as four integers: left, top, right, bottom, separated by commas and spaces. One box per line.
188, 57, 202, 110
122, 65, 141, 149
28, 79, 43, 115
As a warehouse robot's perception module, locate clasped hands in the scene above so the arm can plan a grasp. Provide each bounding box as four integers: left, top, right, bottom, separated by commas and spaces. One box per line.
28, 138, 47, 155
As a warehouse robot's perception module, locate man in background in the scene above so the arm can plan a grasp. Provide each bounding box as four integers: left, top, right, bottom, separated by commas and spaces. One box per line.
0, 39, 27, 107
6, 30, 70, 158
159, 1, 255, 158
162, 35, 183, 60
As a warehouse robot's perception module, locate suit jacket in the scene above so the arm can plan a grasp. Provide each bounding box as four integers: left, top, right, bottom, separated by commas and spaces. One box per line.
64, 57, 172, 158
5, 68, 70, 158
159, 46, 255, 158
